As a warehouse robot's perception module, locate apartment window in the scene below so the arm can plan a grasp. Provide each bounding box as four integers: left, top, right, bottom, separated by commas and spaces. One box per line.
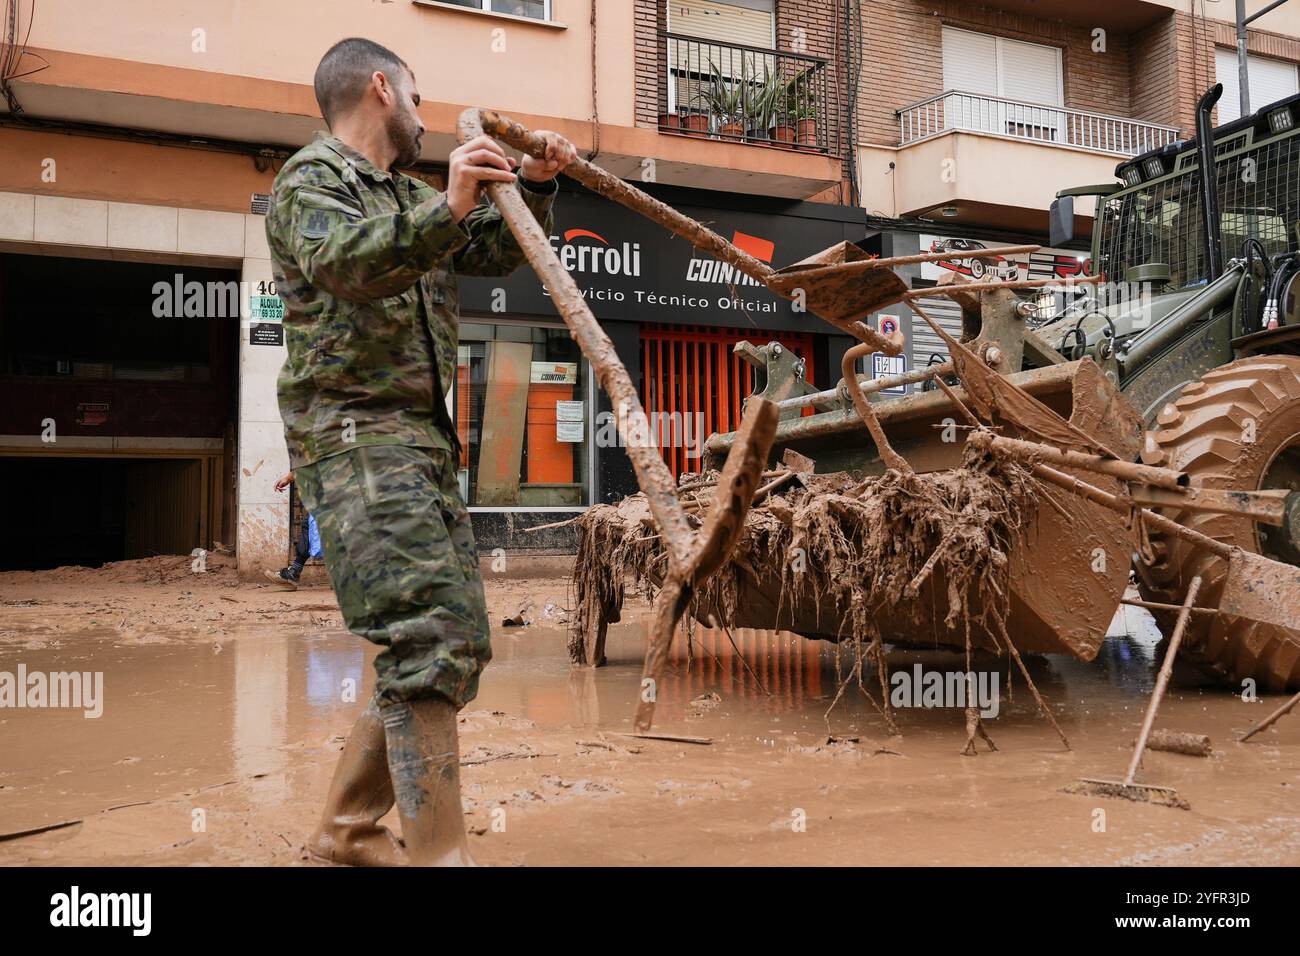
668, 0, 776, 48
941, 27, 1063, 141
1216, 48, 1299, 123
664, 1, 792, 137
441, 0, 551, 21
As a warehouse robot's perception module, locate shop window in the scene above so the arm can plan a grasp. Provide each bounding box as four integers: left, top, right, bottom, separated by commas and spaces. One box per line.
455, 322, 589, 508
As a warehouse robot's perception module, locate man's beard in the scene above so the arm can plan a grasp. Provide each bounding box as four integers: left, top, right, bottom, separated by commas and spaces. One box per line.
388, 112, 422, 168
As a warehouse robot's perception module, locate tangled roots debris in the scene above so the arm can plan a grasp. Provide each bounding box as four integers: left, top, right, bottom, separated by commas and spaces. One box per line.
570, 429, 1070, 751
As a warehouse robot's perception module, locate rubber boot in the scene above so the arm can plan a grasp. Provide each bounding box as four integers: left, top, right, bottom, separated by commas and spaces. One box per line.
308, 696, 406, 866
381, 697, 476, 867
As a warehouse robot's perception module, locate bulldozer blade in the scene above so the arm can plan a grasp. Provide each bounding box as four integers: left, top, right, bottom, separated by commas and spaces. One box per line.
1063, 778, 1190, 810
1218, 548, 1300, 631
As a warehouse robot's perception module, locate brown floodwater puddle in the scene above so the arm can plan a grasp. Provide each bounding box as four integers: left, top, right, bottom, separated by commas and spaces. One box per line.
1, 607, 1297, 865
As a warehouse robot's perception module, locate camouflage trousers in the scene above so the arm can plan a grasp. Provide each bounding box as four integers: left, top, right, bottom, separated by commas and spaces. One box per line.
295, 445, 490, 708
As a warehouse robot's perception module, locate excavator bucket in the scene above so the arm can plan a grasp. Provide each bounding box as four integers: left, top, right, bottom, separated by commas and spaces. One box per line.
696, 286, 1141, 662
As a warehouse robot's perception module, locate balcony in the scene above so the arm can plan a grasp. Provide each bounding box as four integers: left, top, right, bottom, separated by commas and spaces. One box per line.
655, 31, 832, 154
898, 91, 1181, 157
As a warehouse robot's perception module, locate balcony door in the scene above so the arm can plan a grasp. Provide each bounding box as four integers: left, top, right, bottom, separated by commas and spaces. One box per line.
666, 0, 776, 118
942, 28, 1064, 144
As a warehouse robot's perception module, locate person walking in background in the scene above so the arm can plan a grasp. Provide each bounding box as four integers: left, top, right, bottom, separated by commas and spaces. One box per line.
264, 471, 321, 590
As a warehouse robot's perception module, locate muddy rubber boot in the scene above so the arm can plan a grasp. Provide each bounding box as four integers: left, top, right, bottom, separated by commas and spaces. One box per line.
308, 697, 406, 866
381, 698, 476, 867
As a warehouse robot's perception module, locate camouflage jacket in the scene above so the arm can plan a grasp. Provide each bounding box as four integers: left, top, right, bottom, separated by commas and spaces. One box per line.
266, 133, 556, 468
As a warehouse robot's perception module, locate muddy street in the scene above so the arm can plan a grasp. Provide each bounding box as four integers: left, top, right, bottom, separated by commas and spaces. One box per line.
1, 558, 1296, 867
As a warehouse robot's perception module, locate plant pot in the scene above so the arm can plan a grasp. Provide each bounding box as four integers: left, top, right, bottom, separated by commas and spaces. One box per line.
796, 118, 817, 148
768, 123, 795, 144
719, 121, 744, 140
659, 112, 681, 131
683, 111, 710, 135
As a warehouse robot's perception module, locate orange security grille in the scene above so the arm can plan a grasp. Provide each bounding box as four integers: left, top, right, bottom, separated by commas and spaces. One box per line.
640, 324, 815, 478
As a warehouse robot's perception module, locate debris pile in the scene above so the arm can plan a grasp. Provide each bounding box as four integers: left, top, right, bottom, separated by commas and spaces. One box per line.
572, 431, 1070, 752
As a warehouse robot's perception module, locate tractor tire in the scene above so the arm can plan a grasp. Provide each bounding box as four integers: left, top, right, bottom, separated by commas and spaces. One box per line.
1135, 355, 1300, 692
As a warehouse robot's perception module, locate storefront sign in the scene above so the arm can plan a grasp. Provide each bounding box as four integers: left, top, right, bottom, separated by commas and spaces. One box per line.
530, 361, 578, 385
460, 186, 864, 331
919, 235, 1088, 283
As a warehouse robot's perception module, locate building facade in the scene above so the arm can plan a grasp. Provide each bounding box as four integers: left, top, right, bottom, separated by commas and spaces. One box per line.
850, 0, 1300, 372
2, 0, 1298, 573
0, 0, 856, 573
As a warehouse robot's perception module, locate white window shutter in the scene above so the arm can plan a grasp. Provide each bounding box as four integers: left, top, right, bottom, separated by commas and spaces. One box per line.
943, 27, 998, 96
997, 37, 1062, 107
1217, 48, 1299, 123
668, 0, 775, 48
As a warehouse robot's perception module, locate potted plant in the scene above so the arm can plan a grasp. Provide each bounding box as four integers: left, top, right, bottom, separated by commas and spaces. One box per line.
703, 62, 746, 140
784, 73, 818, 148
680, 88, 710, 136
763, 71, 796, 144
746, 66, 781, 143
795, 98, 818, 149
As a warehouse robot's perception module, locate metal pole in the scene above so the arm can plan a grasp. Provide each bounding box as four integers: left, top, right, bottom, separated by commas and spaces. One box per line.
1239, 0, 1294, 117
1238, 0, 1252, 118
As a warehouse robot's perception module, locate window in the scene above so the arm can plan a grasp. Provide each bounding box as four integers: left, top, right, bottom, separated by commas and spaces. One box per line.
667, 0, 775, 47
941, 28, 1063, 141
440, 0, 550, 21
1215, 48, 1299, 124
942, 28, 1062, 104
454, 322, 591, 509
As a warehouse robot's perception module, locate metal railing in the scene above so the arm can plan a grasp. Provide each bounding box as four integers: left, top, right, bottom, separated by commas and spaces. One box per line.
656, 30, 830, 153
897, 90, 1181, 156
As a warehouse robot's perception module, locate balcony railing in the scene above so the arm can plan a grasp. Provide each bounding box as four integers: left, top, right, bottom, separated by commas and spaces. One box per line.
897, 90, 1181, 156
656, 30, 830, 153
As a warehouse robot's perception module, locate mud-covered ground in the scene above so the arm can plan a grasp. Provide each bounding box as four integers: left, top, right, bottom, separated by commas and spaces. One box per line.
1, 556, 1297, 866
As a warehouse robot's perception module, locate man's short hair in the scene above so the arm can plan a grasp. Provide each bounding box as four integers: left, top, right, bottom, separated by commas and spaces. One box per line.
314, 37, 409, 128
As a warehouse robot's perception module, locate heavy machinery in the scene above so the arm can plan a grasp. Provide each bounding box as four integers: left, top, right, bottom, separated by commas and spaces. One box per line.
694, 84, 1300, 692
1044, 86, 1300, 691
460, 95, 1300, 736
565, 85, 1300, 697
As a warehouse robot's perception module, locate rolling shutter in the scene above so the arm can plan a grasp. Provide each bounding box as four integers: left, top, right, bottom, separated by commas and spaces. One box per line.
942, 28, 999, 97
668, 0, 775, 48
942, 28, 1061, 105
1216, 47, 1300, 123
942, 28, 1062, 140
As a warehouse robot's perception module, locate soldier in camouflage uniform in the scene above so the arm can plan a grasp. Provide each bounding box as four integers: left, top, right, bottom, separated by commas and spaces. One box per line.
266, 37, 576, 866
